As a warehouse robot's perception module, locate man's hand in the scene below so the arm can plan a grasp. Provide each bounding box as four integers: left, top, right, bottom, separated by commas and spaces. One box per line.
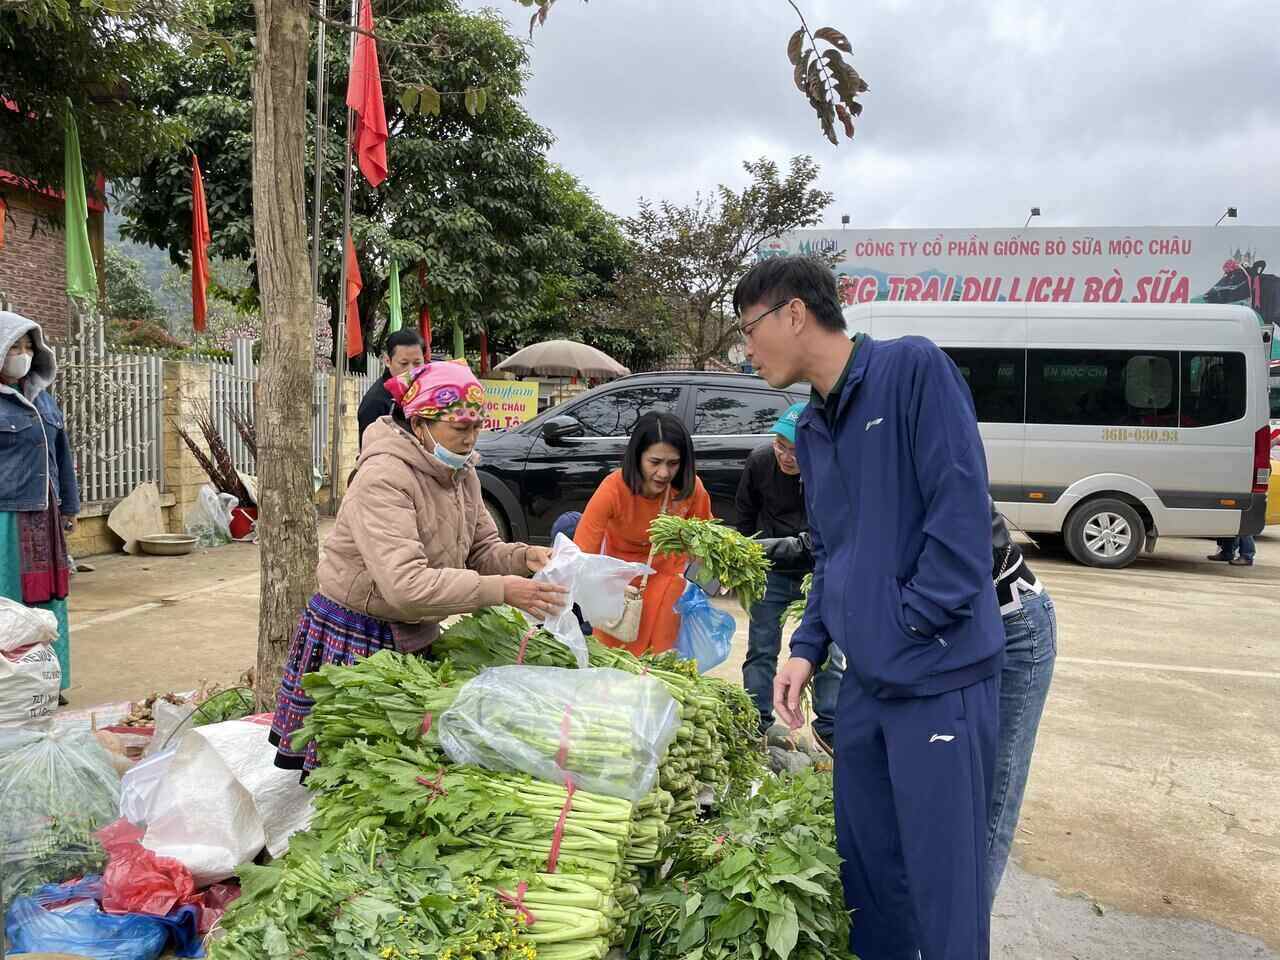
503, 576, 569, 621
773, 656, 815, 730
526, 546, 554, 574
64, 517, 79, 535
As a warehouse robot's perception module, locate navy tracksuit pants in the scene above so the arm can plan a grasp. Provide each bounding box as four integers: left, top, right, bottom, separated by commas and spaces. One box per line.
834, 674, 1000, 960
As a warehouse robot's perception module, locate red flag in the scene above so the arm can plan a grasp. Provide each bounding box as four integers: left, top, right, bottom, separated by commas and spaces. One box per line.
479, 329, 490, 376
344, 233, 364, 359
190, 156, 211, 333
345, 0, 388, 188
418, 261, 432, 354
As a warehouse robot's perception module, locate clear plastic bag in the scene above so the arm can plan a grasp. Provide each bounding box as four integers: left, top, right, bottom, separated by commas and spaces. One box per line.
0, 725, 122, 903
0, 596, 58, 652
438, 665, 681, 802
531, 534, 652, 667
188, 485, 238, 547
675, 582, 735, 674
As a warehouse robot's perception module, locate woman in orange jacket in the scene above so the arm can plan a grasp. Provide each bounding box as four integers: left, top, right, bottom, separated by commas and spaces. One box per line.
573, 412, 712, 655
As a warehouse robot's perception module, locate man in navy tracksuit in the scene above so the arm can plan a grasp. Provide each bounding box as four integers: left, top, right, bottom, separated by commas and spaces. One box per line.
733, 256, 1004, 959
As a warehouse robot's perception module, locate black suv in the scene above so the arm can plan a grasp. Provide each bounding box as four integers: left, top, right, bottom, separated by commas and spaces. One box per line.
476, 371, 807, 543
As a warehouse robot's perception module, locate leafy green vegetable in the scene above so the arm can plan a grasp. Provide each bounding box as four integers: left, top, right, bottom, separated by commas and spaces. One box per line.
626, 771, 853, 960
648, 515, 770, 611
782, 573, 814, 627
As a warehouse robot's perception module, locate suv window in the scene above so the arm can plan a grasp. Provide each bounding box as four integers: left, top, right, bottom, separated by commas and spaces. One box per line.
942, 348, 1025, 423
1027, 349, 1179, 427
1182, 352, 1246, 427
694, 388, 792, 436
568, 385, 683, 437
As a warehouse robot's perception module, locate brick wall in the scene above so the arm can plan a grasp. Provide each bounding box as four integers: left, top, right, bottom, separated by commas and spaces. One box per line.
0, 189, 105, 341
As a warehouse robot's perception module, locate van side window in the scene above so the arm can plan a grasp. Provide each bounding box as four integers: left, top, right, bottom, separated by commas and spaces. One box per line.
941, 348, 1025, 423
1181, 353, 1246, 427
1027, 350, 1179, 427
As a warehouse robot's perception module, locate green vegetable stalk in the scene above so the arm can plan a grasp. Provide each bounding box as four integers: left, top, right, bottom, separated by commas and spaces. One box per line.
647, 515, 770, 611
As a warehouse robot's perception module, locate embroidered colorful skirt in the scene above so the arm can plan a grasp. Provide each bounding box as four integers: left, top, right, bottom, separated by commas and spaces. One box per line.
269, 593, 395, 773
0, 511, 70, 690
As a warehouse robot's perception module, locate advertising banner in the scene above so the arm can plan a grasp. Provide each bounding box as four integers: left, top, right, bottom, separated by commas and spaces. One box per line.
481, 379, 539, 431
760, 226, 1280, 324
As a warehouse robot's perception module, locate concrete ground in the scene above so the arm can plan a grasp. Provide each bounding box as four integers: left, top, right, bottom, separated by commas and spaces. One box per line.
63, 532, 1280, 958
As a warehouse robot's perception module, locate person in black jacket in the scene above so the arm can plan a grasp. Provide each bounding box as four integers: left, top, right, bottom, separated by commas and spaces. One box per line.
736, 402, 844, 755
357, 329, 426, 449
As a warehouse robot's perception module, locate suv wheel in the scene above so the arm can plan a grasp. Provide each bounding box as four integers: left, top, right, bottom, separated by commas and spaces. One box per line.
1065, 498, 1144, 569
485, 498, 511, 541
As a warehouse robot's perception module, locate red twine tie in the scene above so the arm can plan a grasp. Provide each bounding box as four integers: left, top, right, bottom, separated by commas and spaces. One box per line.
546, 778, 576, 874
415, 767, 447, 800
516, 626, 538, 665
497, 881, 539, 927
555, 704, 573, 770
420, 711, 433, 736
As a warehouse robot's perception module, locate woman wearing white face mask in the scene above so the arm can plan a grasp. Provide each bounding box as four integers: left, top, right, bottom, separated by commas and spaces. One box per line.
0, 311, 80, 703
270, 360, 567, 777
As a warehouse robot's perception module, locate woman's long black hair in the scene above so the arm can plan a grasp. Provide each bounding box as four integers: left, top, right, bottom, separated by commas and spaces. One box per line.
621, 411, 696, 500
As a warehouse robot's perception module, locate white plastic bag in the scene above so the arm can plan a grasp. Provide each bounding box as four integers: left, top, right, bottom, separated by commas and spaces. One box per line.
532, 534, 652, 667
189, 485, 238, 547
141, 717, 312, 885
438, 665, 681, 802
119, 746, 176, 826
0, 725, 121, 903
0, 643, 61, 726
0, 597, 58, 653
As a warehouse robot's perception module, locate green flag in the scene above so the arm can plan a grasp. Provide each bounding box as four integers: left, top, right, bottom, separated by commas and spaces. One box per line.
452, 321, 464, 361
387, 259, 403, 333
63, 99, 97, 303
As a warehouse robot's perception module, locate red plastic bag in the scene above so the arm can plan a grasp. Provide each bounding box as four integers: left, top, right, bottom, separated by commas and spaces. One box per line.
96, 819, 197, 918
194, 882, 241, 933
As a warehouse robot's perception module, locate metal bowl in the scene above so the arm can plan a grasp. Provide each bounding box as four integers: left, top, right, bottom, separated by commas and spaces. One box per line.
138, 534, 198, 557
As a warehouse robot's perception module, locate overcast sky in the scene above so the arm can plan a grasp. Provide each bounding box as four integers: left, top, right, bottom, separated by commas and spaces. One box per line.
467, 0, 1280, 230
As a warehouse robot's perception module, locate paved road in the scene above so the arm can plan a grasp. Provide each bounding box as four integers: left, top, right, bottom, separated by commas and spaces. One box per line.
66, 531, 1280, 957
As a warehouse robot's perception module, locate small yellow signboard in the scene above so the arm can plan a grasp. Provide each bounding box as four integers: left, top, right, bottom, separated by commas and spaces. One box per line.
481, 379, 540, 431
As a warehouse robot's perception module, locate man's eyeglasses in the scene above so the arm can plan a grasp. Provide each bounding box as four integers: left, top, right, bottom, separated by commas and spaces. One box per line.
772, 438, 797, 460
736, 298, 798, 339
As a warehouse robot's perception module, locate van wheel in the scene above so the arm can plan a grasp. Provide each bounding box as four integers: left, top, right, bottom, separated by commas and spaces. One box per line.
1065, 499, 1144, 569
485, 498, 511, 541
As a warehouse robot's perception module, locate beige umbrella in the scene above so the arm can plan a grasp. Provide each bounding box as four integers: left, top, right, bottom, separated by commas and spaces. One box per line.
494, 339, 630, 380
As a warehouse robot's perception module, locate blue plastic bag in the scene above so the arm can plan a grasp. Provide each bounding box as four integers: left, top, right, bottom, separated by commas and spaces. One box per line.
675, 581, 735, 673
4, 874, 202, 960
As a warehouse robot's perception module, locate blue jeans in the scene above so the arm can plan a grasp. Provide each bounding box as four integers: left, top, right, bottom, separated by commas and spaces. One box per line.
986, 589, 1057, 910
743, 571, 844, 741
1216, 536, 1256, 560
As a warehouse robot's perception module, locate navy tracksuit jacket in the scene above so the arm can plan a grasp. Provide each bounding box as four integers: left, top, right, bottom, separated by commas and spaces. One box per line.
792, 334, 1005, 960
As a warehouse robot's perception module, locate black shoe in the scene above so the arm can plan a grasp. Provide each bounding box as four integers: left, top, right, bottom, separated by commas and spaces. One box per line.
812, 728, 834, 759
1207, 552, 1234, 562
1229, 556, 1255, 566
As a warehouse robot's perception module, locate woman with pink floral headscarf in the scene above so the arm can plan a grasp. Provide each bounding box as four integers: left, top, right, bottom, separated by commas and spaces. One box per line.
270, 360, 567, 776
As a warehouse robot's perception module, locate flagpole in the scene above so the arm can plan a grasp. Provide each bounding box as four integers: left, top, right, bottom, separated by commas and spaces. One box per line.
327, 0, 358, 511
309, 0, 328, 302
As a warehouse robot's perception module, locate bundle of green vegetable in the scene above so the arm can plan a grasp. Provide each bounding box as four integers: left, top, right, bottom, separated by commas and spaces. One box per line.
626, 770, 853, 960
208, 826, 540, 960
0, 726, 119, 902
303, 739, 640, 957
781, 573, 814, 627
647, 515, 770, 611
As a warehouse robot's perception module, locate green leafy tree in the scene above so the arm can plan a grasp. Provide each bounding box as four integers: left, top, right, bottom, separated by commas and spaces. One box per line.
0, 0, 190, 193
119, 0, 588, 366
608, 156, 835, 370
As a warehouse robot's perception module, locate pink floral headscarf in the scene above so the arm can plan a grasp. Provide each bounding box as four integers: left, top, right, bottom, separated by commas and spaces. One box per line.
385, 360, 485, 423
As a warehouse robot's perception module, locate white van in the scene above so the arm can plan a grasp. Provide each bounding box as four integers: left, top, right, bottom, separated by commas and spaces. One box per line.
844, 302, 1271, 568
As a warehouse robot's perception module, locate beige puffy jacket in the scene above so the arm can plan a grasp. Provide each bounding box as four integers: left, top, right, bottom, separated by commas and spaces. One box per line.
316, 417, 531, 626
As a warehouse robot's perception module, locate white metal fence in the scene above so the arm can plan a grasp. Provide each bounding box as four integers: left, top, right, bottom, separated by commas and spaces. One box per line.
51, 324, 166, 505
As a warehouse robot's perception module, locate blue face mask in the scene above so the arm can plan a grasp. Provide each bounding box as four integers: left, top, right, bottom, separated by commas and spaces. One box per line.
424, 425, 474, 472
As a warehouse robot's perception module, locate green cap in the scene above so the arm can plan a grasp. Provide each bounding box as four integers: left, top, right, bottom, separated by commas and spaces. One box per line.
771, 402, 807, 443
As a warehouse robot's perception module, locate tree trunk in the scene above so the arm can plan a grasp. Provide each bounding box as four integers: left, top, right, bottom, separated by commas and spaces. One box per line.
250, 0, 319, 710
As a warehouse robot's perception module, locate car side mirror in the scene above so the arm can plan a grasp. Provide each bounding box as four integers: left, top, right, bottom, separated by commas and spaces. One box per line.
542, 415, 585, 445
